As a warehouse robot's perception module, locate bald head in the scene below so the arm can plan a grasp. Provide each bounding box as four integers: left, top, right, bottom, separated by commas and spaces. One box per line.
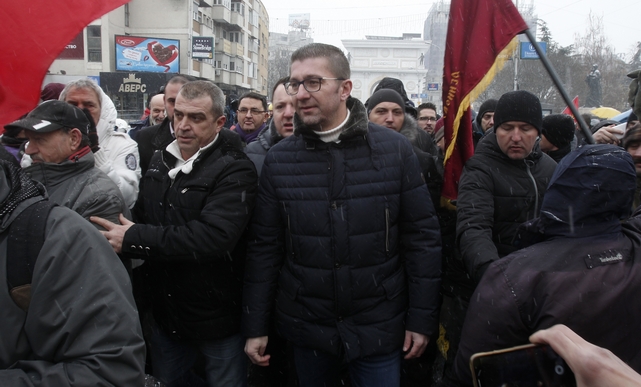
149, 94, 166, 125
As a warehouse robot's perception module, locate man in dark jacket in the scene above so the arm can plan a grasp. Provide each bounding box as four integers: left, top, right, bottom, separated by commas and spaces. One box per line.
93, 81, 258, 387
0, 159, 146, 386
471, 98, 497, 147
457, 90, 556, 284
439, 91, 556, 384
452, 144, 641, 386
367, 88, 442, 218
135, 75, 194, 176
245, 77, 294, 176
242, 43, 441, 387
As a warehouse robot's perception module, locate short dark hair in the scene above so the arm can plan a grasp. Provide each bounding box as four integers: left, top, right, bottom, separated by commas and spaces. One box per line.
418, 103, 437, 114
291, 43, 350, 79
178, 80, 225, 118
272, 77, 289, 99
166, 74, 196, 90
238, 92, 268, 111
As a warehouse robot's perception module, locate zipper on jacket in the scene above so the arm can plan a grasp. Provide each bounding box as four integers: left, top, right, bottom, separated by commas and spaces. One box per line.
284, 202, 295, 257
525, 160, 539, 217
385, 207, 390, 253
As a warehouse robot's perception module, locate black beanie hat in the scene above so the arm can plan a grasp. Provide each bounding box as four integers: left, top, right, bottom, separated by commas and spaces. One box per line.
475, 99, 498, 127
542, 114, 575, 148
493, 90, 542, 132
367, 89, 406, 115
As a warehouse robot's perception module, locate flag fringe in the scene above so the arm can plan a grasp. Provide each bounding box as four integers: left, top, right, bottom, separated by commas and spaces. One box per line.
443, 37, 520, 164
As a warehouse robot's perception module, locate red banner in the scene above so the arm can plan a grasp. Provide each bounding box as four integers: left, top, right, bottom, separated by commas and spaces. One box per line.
441, 0, 528, 201
0, 0, 129, 128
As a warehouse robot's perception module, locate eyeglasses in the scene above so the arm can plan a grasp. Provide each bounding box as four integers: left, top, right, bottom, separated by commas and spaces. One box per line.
418, 117, 437, 122
285, 77, 346, 95
237, 108, 266, 116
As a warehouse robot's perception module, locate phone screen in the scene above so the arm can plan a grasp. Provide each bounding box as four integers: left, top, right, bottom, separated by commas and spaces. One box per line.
470, 344, 576, 387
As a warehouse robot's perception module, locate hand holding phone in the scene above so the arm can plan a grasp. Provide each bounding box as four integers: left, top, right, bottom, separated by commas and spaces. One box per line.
470, 343, 576, 387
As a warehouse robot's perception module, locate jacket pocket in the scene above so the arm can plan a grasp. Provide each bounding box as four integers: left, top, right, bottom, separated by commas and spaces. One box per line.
382, 267, 406, 300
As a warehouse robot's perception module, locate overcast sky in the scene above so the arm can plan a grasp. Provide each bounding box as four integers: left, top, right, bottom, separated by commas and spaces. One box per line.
260, 0, 640, 58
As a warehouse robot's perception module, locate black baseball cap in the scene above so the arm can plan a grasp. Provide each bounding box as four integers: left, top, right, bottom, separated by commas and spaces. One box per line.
5, 100, 90, 134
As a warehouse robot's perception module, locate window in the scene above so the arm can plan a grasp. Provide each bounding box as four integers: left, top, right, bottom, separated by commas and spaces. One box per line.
87, 25, 102, 62
231, 2, 243, 14
229, 31, 242, 43
213, 0, 231, 8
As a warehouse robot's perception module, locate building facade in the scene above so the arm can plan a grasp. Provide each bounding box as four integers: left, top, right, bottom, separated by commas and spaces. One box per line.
46, 0, 269, 121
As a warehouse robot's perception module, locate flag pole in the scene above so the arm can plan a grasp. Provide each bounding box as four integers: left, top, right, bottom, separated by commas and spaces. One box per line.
523, 29, 595, 144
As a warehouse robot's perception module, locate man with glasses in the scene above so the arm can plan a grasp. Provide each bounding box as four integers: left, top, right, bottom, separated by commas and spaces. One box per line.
235, 92, 268, 145
242, 43, 442, 387
417, 102, 438, 134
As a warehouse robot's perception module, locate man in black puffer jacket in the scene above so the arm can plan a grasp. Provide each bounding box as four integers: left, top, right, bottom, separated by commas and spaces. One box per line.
242, 43, 441, 387
93, 81, 258, 387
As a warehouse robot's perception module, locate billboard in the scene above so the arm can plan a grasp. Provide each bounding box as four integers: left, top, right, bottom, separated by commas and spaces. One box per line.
427, 83, 439, 91
288, 13, 310, 29
115, 35, 179, 73
57, 31, 84, 60
192, 36, 213, 59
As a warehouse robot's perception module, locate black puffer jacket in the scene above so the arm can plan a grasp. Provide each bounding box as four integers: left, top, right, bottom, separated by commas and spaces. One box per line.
242, 97, 442, 361
123, 129, 258, 341
456, 130, 556, 283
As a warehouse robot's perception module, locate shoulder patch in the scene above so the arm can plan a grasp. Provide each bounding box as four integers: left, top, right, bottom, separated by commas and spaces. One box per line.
125, 153, 137, 171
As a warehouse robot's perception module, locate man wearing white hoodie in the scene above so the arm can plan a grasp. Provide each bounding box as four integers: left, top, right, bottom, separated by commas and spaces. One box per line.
60, 79, 141, 208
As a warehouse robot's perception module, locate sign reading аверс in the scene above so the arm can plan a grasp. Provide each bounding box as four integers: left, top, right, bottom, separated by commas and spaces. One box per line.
115, 35, 180, 73
192, 37, 213, 59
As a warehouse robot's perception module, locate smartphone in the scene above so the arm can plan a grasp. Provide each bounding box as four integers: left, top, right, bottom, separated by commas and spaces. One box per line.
611, 122, 627, 140
470, 343, 576, 387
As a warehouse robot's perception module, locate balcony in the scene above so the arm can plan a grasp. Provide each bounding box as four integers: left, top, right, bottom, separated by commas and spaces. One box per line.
212, 5, 231, 23
230, 11, 244, 28
231, 42, 244, 57
215, 38, 232, 55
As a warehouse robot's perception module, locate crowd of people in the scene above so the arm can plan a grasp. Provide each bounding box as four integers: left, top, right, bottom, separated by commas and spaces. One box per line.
1, 42, 641, 387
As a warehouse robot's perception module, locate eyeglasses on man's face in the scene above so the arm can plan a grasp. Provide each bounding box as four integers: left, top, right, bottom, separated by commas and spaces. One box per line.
285, 77, 346, 95
418, 117, 437, 122
237, 108, 266, 116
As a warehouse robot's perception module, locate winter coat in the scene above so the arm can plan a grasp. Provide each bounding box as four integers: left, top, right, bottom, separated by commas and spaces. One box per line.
245, 119, 283, 177
456, 130, 556, 283
23, 150, 130, 227
123, 129, 258, 341
452, 145, 641, 385
242, 97, 442, 361
94, 90, 142, 208
398, 113, 442, 207
135, 117, 174, 177
0, 166, 145, 386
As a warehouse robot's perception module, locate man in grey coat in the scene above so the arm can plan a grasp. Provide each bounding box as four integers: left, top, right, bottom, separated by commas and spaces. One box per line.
5, 100, 130, 229
0, 158, 145, 386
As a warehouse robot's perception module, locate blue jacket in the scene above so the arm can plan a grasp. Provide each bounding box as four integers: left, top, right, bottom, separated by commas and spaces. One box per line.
242, 97, 442, 360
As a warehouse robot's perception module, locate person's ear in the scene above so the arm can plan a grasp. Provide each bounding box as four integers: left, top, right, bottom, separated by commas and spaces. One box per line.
69, 128, 83, 149
339, 80, 353, 101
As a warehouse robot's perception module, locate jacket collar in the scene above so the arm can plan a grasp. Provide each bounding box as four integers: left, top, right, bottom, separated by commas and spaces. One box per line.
23, 151, 95, 188
294, 97, 369, 142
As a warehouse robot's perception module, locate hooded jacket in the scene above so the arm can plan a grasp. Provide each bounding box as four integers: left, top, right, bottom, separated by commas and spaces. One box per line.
0, 160, 145, 386
452, 145, 641, 385
456, 130, 556, 283
23, 150, 130, 227
242, 97, 442, 361
93, 90, 141, 208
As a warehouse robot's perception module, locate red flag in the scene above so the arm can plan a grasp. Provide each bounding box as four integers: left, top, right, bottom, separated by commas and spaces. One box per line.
561, 95, 579, 116
0, 0, 129, 127
441, 0, 528, 202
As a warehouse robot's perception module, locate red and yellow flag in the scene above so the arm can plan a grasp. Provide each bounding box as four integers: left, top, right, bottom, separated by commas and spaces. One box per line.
441, 0, 528, 202
0, 0, 129, 127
